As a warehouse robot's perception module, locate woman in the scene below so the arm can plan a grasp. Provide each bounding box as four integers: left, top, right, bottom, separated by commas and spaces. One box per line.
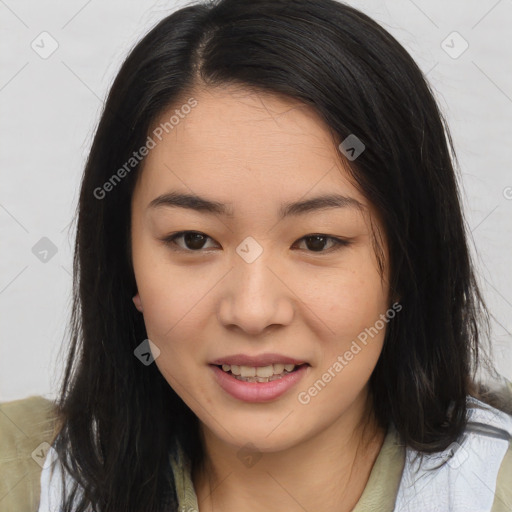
37, 0, 512, 511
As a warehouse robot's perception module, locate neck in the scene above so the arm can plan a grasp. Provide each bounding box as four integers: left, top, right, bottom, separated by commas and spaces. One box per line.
192, 390, 386, 512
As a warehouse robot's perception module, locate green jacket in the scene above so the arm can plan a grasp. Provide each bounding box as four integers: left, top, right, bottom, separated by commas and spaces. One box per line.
2, 393, 512, 511
0, 396, 59, 512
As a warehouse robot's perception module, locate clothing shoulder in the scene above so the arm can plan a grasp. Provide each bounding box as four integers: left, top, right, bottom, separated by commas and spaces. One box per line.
0, 395, 59, 512
395, 395, 512, 512
466, 395, 512, 511
492, 406, 512, 512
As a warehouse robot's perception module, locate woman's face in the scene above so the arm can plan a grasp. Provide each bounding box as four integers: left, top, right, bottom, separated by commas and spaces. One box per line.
131, 85, 392, 452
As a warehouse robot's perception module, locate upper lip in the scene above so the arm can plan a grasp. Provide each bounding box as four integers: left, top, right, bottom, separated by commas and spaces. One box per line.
210, 353, 308, 367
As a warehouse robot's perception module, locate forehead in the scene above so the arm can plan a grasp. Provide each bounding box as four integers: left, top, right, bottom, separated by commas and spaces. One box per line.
133, 85, 368, 210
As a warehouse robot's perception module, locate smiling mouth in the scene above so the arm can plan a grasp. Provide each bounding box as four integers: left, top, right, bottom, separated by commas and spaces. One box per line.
214, 363, 308, 383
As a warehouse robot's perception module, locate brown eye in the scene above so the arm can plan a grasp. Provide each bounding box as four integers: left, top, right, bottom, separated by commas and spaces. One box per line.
295, 234, 350, 253
161, 231, 218, 251
183, 233, 207, 250
160, 231, 349, 254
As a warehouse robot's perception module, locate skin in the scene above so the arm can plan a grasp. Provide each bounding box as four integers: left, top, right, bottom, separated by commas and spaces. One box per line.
131, 84, 392, 512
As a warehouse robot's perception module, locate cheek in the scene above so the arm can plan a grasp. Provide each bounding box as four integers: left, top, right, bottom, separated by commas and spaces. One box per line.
293, 256, 387, 334
132, 241, 214, 340
291, 250, 388, 377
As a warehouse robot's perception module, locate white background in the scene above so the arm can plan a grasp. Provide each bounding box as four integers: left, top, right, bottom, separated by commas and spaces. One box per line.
1, 0, 511, 402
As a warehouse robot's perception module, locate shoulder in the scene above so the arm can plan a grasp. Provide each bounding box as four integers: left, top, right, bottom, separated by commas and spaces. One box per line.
394, 395, 512, 512
494, 440, 512, 511
465, 395, 512, 511
0, 395, 59, 512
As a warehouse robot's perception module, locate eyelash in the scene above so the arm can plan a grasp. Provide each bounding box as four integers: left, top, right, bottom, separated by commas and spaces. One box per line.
159, 231, 351, 254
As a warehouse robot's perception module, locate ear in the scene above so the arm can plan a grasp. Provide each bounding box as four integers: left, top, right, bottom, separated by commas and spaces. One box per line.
132, 292, 144, 312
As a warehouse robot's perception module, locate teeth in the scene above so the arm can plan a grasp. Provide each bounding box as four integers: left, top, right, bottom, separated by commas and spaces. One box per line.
273, 363, 285, 374
238, 374, 286, 383
256, 365, 274, 378
240, 366, 256, 377
219, 363, 300, 377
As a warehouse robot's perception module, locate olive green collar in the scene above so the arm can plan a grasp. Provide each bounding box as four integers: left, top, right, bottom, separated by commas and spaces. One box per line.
170, 423, 405, 511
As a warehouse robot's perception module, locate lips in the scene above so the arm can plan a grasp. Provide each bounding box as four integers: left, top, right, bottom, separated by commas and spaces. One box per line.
210, 352, 308, 367
210, 362, 309, 402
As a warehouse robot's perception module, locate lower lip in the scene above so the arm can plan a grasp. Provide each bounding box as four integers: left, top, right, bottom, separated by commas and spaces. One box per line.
210, 364, 309, 403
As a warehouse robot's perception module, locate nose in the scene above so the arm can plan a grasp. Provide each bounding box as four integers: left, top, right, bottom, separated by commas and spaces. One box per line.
217, 253, 295, 336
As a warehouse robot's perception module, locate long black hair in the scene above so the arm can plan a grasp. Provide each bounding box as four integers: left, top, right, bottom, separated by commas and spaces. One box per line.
50, 0, 510, 510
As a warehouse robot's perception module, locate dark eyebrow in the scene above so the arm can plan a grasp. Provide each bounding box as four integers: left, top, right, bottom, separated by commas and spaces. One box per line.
147, 191, 364, 219
279, 194, 364, 217
148, 191, 232, 216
